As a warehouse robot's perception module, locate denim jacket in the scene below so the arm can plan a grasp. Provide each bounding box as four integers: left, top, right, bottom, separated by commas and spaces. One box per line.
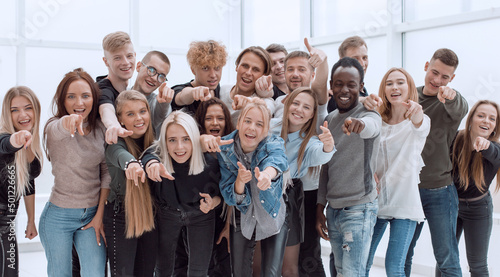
217, 130, 288, 217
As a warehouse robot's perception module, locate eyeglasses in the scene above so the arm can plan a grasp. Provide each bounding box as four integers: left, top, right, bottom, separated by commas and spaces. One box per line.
141, 62, 167, 83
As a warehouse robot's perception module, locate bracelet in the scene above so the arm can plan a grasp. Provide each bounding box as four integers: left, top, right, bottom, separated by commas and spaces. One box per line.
147, 160, 160, 168
124, 159, 142, 170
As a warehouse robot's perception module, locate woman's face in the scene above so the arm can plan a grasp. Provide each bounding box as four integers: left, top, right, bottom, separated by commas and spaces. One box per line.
287, 92, 315, 133
166, 123, 193, 164
204, 104, 226, 137
384, 70, 409, 104
237, 107, 267, 153
118, 100, 150, 139
470, 103, 497, 139
235, 52, 265, 95
64, 79, 93, 122
10, 96, 35, 132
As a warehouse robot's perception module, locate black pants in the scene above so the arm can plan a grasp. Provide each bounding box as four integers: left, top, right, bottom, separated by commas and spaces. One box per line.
155, 206, 215, 277
0, 214, 18, 277
230, 210, 288, 277
173, 205, 231, 277
103, 202, 158, 277
299, 189, 326, 277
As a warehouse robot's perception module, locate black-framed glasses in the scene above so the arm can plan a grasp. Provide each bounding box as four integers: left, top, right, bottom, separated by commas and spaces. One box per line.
141, 62, 167, 83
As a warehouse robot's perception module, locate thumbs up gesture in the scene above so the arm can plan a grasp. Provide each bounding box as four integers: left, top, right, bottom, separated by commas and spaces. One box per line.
255, 167, 272, 191
304, 38, 327, 68
10, 130, 32, 149
319, 121, 335, 152
255, 75, 274, 98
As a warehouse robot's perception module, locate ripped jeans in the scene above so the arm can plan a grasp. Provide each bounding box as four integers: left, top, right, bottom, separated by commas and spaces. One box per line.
326, 200, 378, 277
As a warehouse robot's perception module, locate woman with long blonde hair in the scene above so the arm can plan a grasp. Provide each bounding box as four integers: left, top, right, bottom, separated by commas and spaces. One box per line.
450, 100, 500, 276
143, 111, 221, 276
104, 90, 157, 276
0, 86, 43, 276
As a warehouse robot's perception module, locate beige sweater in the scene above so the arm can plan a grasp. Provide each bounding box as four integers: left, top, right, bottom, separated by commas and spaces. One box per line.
46, 118, 110, 208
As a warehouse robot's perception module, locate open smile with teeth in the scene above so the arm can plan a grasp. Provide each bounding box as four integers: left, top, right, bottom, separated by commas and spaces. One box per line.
292, 113, 303, 119
242, 77, 252, 84
391, 93, 401, 97
145, 80, 155, 87
338, 96, 350, 104
245, 133, 256, 140
74, 109, 85, 114
207, 80, 218, 86
175, 151, 187, 157
210, 128, 221, 135
479, 126, 489, 131
19, 119, 30, 125
134, 123, 145, 128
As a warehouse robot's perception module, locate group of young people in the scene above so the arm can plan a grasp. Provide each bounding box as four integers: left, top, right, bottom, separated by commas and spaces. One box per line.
0, 30, 497, 277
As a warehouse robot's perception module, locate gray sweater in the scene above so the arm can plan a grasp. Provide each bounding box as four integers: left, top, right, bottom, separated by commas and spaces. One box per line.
318, 102, 381, 209
46, 118, 111, 208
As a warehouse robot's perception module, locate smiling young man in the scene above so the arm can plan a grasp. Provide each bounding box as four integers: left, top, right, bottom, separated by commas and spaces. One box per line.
265, 44, 289, 99
132, 50, 173, 138
404, 49, 468, 277
316, 57, 381, 277
171, 40, 227, 116
328, 36, 370, 113
97, 31, 136, 144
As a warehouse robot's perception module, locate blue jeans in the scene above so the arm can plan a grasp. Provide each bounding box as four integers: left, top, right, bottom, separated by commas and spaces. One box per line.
366, 218, 417, 277
405, 185, 462, 277
39, 202, 106, 277
326, 200, 378, 277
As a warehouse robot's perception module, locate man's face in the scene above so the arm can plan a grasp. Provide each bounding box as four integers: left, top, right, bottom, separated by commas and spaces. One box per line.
285, 57, 315, 92
134, 55, 170, 94
330, 66, 363, 113
423, 59, 456, 96
344, 45, 369, 74
103, 43, 136, 82
192, 65, 222, 90
269, 52, 286, 85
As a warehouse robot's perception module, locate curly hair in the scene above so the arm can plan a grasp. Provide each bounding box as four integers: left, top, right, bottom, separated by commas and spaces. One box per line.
187, 40, 227, 69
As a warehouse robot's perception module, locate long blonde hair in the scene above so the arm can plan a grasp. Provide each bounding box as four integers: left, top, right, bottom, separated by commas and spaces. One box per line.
115, 90, 155, 238
152, 111, 205, 175
0, 86, 43, 199
452, 100, 500, 193
280, 87, 319, 176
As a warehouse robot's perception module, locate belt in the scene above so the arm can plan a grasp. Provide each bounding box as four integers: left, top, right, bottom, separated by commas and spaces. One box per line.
459, 192, 489, 202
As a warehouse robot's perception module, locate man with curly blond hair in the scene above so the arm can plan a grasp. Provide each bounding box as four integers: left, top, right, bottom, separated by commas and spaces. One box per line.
171, 40, 228, 115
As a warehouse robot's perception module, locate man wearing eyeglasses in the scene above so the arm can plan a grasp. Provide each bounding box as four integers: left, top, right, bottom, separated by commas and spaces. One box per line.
132, 50, 174, 138
171, 40, 228, 115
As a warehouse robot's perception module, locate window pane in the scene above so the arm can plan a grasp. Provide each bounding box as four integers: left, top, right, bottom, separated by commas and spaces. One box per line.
405, 0, 500, 22
0, 0, 16, 38
243, 0, 300, 46
139, 0, 238, 49
312, 0, 388, 37
24, 0, 129, 43
0, 46, 17, 98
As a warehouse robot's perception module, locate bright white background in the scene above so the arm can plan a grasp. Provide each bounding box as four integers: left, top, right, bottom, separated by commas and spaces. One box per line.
1, 0, 500, 275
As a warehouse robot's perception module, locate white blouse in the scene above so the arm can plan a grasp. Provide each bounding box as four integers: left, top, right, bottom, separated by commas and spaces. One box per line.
375, 115, 430, 222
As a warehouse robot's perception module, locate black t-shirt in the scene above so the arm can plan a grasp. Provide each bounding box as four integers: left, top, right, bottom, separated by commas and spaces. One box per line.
327, 87, 369, 113
0, 134, 41, 218
171, 80, 221, 116
272, 85, 286, 100
97, 75, 120, 107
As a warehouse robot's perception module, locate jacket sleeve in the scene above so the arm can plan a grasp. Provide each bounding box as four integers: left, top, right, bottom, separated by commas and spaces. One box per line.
217, 152, 251, 213
105, 140, 136, 171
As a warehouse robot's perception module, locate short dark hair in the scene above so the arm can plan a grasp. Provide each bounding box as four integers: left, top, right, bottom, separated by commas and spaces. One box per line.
284, 51, 313, 71
142, 50, 170, 66
338, 36, 367, 58
431, 48, 459, 69
266, 43, 288, 55
330, 57, 365, 84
